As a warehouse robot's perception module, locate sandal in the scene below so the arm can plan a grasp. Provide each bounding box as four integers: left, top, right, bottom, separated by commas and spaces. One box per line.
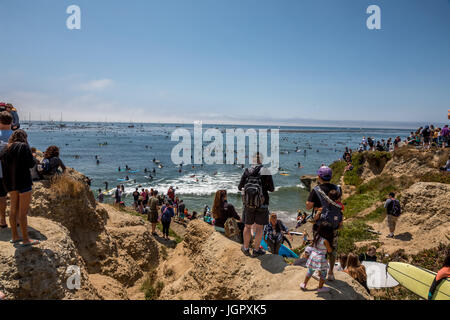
0, 224, 7, 229
21, 239, 40, 247
9, 238, 23, 244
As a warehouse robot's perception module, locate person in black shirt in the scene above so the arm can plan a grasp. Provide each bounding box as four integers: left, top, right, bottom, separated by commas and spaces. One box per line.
238, 152, 274, 257
132, 188, 139, 210
306, 165, 343, 281
0, 130, 39, 246
212, 190, 241, 230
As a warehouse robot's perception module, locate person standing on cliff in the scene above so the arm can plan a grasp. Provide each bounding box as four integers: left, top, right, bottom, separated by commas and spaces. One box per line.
238, 152, 275, 258
306, 166, 343, 281
0, 111, 13, 229
384, 192, 401, 238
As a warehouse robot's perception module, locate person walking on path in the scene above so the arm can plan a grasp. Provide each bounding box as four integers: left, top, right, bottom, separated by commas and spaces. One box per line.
384, 192, 401, 238
306, 166, 343, 281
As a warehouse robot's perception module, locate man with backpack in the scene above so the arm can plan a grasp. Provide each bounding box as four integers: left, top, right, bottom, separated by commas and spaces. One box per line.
306, 166, 343, 281
384, 192, 401, 238
238, 152, 274, 257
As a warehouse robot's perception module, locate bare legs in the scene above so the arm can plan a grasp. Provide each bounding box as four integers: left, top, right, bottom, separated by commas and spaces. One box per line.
243, 224, 264, 250
9, 191, 32, 243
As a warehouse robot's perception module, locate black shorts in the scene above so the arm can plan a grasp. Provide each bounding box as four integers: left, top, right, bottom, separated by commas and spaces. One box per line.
0, 180, 6, 197
242, 206, 269, 226
143, 200, 148, 206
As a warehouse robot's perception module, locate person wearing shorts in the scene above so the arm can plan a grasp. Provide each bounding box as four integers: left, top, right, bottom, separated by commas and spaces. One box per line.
238, 152, 274, 258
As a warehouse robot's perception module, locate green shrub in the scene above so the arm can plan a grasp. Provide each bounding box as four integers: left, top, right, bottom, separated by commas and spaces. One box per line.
338, 221, 377, 254
141, 269, 165, 300
343, 191, 379, 218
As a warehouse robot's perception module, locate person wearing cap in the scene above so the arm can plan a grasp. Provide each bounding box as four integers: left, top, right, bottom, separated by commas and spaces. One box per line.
305, 165, 343, 281
5, 104, 20, 131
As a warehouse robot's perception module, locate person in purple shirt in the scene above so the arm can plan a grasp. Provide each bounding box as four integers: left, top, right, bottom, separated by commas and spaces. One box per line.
440, 125, 449, 148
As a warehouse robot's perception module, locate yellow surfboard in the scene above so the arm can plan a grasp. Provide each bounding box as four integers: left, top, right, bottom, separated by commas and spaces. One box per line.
387, 262, 450, 300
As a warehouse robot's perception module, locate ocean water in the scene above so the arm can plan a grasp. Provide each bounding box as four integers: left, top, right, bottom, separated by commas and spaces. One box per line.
24, 122, 410, 224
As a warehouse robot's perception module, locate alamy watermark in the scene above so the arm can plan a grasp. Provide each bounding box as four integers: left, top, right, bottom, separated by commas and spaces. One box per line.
171, 121, 280, 175
66, 4, 380, 31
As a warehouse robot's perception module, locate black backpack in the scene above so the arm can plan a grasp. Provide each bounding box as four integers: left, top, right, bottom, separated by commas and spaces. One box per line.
390, 199, 401, 217
243, 166, 264, 209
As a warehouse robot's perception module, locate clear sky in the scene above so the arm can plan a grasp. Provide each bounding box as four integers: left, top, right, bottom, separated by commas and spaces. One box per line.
1, 0, 449, 126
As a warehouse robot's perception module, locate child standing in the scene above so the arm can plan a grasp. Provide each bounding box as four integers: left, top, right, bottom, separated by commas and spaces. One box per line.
300, 221, 334, 293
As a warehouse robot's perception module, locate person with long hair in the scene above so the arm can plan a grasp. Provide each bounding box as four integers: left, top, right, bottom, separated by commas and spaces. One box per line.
212, 190, 241, 233
40, 145, 66, 178
344, 253, 368, 292
300, 221, 334, 292
0, 129, 39, 246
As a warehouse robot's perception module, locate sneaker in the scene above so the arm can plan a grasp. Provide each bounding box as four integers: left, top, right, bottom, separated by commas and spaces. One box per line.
252, 248, 266, 257
241, 246, 251, 257
387, 233, 394, 238
300, 283, 307, 291
327, 273, 335, 281
317, 287, 330, 293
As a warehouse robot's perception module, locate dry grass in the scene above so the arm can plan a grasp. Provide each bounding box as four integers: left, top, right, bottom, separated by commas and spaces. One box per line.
50, 174, 85, 198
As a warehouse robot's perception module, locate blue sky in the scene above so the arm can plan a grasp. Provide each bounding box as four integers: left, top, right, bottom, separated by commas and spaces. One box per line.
1, 0, 449, 126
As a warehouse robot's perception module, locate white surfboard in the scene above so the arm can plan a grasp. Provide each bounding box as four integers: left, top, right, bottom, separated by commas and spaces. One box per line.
362, 261, 399, 289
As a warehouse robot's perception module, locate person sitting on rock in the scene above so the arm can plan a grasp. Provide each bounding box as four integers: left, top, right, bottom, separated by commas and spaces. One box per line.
344, 253, 369, 293
40, 146, 66, 179
439, 155, 450, 172
211, 190, 241, 233
264, 213, 293, 254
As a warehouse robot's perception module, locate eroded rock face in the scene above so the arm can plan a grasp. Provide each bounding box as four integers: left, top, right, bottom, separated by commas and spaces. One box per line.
401, 182, 450, 231
0, 170, 160, 300
0, 217, 100, 300
369, 182, 450, 255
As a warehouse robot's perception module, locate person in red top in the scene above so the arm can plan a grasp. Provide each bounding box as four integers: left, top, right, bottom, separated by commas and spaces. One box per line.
167, 186, 175, 201
428, 254, 450, 299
